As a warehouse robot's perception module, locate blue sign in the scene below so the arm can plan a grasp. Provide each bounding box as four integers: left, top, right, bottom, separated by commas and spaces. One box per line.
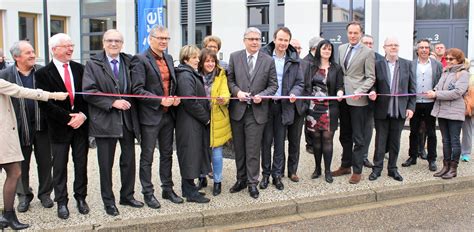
137, 0, 164, 52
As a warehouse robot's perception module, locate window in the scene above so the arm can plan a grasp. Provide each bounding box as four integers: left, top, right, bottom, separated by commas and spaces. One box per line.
0, 11, 4, 51
19, 13, 38, 55
322, 0, 365, 23
247, 0, 285, 45
181, 0, 211, 46
50, 16, 67, 37
416, 0, 468, 20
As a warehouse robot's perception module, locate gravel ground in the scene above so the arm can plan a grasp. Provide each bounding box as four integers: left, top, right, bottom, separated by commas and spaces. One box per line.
1, 128, 473, 231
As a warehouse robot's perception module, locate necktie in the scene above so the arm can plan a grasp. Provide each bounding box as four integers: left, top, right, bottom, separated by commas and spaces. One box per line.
248, 55, 254, 74
344, 46, 354, 69
63, 63, 74, 106
111, 59, 119, 79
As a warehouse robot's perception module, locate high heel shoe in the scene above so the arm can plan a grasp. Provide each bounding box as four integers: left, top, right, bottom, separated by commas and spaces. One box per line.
0, 210, 29, 230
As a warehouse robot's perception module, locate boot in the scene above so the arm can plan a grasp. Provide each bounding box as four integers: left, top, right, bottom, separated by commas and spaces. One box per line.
0, 210, 29, 230
433, 160, 450, 177
197, 177, 208, 190
213, 182, 221, 196
442, 161, 458, 179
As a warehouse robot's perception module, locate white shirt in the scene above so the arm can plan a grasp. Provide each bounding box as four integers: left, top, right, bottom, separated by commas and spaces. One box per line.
246, 50, 259, 67
52, 58, 75, 98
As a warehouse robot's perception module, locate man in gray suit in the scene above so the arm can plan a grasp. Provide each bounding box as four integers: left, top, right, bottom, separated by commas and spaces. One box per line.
332, 21, 375, 184
368, 37, 416, 182
402, 39, 442, 171
228, 27, 278, 199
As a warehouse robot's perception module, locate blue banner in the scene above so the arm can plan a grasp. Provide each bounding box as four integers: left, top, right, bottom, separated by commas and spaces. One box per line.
137, 0, 165, 52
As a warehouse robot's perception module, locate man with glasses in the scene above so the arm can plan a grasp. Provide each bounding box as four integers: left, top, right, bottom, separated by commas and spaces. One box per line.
227, 27, 277, 199
36, 33, 89, 219
402, 39, 442, 171
131, 25, 183, 208
82, 29, 143, 216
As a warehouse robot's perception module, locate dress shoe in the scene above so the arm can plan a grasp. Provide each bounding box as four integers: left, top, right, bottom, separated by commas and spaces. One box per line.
324, 171, 333, 183
119, 198, 144, 208
248, 186, 259, 199
388, 171, 403, 181
272, 177, 284, 190
363, 159, 374, 168
401, 157, 417, 167
197, 177, 208, 190
289, 174, 300, 182
331, 167, 351, 177
57, 204, 69, 219
306, 145, 314, 154
229, 180, 247, 193
186, 193, 210, 203
213, 182, 221, 196
144, 195, 161, 209
162, 190, 184, 204
40, 197, 54, 208
76, 199, 90, 215
0, 210, 29, 230
349, 174, 361, 184
311, 168, 321, 179
419, 150, 428, 160
104, 205, 119, 216
259, 175, 269, 189
17, 195, 33, 213
368, 171, 381, 181
428, 161, 437, 172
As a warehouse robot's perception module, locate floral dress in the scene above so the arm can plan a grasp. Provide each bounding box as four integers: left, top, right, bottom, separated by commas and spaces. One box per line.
306, 68, 330, 131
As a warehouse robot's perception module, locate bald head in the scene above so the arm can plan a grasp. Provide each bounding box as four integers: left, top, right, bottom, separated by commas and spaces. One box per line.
290, 39, 302, 56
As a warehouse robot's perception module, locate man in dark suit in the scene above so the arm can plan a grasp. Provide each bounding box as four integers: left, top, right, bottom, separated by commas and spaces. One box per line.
131, 25, 183, 208
36, 33, 89, 219
259, 27, 303, 190
402, 39, 442, 171
0, 41, 53, 213
333, 21, 375, 184
368, 37, 416, 182
82, 29, 143, 216
227, 27, 278, 199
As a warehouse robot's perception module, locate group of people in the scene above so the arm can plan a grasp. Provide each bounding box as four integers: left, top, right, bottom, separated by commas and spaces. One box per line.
0, 21, 472, 230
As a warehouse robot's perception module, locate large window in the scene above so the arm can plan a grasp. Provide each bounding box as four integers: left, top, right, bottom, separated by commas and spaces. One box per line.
181, 0, 211, 46
247, 0, 285, 45
416, 0, 468, 20
80, 0, 116, 62
322, 0, 365, 23
19, 13, 38, 55
50, 16, 67, 37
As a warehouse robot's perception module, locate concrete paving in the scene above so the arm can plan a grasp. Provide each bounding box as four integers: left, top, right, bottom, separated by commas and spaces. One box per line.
0, 129, 473, 231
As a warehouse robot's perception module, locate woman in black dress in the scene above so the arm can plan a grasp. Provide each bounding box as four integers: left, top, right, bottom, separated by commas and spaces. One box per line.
306, 40, 344, 183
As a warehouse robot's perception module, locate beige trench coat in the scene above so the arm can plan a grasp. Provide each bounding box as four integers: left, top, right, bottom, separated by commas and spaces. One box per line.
0, 79, 49, 164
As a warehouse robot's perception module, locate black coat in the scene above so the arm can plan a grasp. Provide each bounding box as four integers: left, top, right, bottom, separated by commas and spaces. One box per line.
261, 42, 304, 125
36, 60, 88, 143
175, 64, 211, 179
82, 51, 140, 139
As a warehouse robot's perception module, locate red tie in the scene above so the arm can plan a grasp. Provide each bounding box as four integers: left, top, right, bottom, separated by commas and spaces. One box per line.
63, 63, 74, 106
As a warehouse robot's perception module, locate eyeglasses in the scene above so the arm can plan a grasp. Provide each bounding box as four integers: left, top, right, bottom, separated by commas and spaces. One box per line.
104, 39, 123, 44
418, 46, 430, 50
384, 44, 399, 47
245, 37, 261, 42
56, 44, 75, 49
151, 35, 171, 41
293, 46, 302, 50
446, 57, 456, 61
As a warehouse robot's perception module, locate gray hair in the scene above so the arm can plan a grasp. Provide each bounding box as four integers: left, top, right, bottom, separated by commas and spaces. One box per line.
243, 27, 261, 38
9, 40, 32, 58
362, 34, 374, 40
49, 33, 72, 53
103, 29, 124, 41
308, 36, 323, 49
149, 25, 168, 37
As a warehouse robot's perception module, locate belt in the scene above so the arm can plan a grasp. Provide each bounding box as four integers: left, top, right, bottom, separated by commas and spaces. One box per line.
272, 99, 281, 104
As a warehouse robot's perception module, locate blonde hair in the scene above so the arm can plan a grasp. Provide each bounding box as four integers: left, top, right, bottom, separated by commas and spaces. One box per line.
179, 45, 200, 64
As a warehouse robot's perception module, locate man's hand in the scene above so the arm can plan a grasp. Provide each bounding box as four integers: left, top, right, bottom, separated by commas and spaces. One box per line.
289, 94, 296, 103
67, 113, 86, 129
112, 99, 131, 110
237, 91, 250, 102
161, 97, 174, 107
172, 96, 181, 106
216, 97, 226, 105
368, 91, 377, 101
253, 95, 262, 104
337, 90, 344, 102
406, 109, 414, 119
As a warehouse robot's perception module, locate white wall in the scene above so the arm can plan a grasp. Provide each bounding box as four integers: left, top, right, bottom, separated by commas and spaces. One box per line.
377, 0, 415, 60
167, 0, 182, 62
284, 0, 320, 57
117, 0, 136, 56
468, 1, 474, 60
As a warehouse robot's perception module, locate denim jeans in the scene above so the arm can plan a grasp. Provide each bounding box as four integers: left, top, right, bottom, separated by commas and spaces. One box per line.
438, 118, 463, 162
212, 146, 223, 183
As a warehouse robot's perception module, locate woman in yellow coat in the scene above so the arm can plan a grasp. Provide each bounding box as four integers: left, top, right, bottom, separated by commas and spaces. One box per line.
198, 48, 232, 196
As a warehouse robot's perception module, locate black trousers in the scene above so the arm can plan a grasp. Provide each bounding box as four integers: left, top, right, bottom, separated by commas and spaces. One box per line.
286, 112, 305, 176
338, 100, 368, 174
409, 102, 437, 161
438, 118, 463, 162
261, 102, 286, 178
231, 107, 265, 186
16, 130, 53, 203
51, 131, 88, 204
373, 118, 405, 173
139, 112, 175, 197
363, 103, 375, 161
96, 125, 136, 206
